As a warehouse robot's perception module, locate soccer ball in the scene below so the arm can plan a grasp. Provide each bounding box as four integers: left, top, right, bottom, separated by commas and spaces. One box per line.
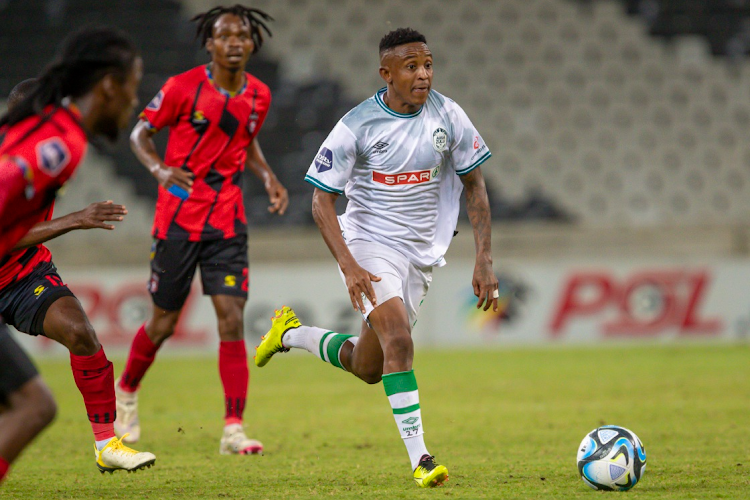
576, 425, 647, 491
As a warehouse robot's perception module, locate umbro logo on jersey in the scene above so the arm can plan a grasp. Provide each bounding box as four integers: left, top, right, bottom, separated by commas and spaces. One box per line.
36, 138, 71, 177
314, 147, 333, 173
372, 141, 389, 154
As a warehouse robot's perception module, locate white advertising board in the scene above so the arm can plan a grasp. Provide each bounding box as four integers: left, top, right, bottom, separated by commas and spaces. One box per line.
10, 259, 749, 355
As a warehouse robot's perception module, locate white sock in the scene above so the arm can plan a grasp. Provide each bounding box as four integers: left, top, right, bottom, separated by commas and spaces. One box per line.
95, 437, 114, 451
383, 370, 430, 470
282, 325, 325, 351
404, 434, 429, 470
283, 326, 359, 370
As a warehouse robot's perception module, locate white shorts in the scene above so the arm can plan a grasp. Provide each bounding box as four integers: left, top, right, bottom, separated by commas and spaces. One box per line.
339, 239, 433, 327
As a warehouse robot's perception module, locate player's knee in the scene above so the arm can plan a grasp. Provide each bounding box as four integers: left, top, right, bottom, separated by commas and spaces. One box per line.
384, 332, 413, 360
19, 380, 57, 431
64, 321, 100, 356
148, 315, 180, 344
217, 310, 243, 341
35, 391, 57, 429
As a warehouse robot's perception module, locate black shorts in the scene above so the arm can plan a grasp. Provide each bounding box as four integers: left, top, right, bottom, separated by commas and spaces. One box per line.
0, 261, 75, 336
148, 235, 249, 311
0, 323, 39, 405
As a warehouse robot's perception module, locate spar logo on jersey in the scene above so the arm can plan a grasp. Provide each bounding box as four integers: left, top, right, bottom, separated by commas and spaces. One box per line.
432, 127, 448, 152
36, 138, 71, 177
146, 90, 164, 111
314, 147, 333, 173
372, 165, 440, 186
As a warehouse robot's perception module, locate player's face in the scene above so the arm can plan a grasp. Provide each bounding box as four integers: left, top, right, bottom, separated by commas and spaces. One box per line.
208, 14, 254, 71
381, 42, 433, 108
98, 57, 143, 141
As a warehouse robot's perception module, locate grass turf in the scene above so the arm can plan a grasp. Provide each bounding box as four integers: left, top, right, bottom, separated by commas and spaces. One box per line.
1, 344, 748, 499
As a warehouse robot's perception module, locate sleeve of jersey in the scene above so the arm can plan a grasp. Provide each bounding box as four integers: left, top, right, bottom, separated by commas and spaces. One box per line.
0, 158, 26, 221
449, 105, 492, 176
139, 78, 181, 131
304, 121, 357, 195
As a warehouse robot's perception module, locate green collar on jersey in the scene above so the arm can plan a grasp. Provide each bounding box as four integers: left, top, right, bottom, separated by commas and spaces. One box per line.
375, 88, 424, 118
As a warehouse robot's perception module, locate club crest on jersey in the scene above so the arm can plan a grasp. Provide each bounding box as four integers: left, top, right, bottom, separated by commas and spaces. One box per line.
373, 165, 440, 186
7, 155, 35, 200
147, 90, 164, 111
36, 138, 71, 177
314, 147, 333, 173
432, 127, 448, 152
247, 112, 259, 135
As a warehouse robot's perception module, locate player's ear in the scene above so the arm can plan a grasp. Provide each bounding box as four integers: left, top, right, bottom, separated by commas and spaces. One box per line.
379, 66, 392, 84
100, 74, 117, 100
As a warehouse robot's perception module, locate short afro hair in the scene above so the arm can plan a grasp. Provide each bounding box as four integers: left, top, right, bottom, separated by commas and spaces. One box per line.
379, 28, 427, 54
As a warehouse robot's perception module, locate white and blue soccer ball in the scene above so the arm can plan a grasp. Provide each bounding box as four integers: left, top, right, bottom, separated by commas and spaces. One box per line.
576, 425, 647, 491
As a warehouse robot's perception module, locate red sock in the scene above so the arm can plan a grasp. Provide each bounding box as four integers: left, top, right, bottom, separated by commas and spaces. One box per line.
70, 347, 116, 442
0, 456, 9, 483
219, 340, 248, 426
119, 324, 159, 393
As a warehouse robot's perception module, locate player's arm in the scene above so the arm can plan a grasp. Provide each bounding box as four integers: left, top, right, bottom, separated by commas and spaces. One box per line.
130, 120, 193, 193
460, 166, 499, 312
311, 188, 380, 313
245, 138, 288, 215
12, 201, 127, 251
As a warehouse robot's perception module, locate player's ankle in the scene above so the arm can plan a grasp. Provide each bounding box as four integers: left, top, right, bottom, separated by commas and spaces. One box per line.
224, 418, 243, 428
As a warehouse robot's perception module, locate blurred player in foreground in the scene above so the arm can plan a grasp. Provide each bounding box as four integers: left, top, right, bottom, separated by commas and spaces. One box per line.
115, 5, 288, 455
256, 28, 498, 487
0, 27, 156, 477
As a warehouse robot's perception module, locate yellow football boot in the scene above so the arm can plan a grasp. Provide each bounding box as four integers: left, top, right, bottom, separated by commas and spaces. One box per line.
94, 435, 156, 474
413, 454, 448, 488
254, 306, 300, 367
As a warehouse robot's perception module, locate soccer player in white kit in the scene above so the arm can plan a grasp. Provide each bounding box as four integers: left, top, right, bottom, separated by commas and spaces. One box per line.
255, 28, 498, 488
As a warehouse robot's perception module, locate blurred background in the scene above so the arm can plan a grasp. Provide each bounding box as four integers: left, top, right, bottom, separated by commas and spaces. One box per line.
2, 0, 750, 353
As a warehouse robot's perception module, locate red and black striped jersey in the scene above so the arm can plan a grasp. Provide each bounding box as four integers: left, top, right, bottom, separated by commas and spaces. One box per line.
140, 65, 271, 241
0, 106, 87, 288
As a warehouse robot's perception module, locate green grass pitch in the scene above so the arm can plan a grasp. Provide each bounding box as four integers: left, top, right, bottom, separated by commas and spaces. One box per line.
1, 344, 749, 499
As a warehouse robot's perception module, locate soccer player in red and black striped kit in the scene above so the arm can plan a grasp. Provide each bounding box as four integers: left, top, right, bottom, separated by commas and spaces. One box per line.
115, 5, 288, 455
0, 27, 156, 481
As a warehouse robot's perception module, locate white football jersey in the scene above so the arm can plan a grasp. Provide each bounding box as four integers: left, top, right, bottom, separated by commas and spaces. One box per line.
305, 88, 491, 268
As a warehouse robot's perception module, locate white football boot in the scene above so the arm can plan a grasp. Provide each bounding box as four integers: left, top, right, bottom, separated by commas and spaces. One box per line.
95, 435, 156, 473
219, 424, 264, 455
114, 379, 140, 444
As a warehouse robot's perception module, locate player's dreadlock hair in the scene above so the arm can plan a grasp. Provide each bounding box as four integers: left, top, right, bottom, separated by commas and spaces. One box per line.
0, 26, 137, 131
191, 5, 273, 54
379, 28, 427, 54
7, 79, 38, 112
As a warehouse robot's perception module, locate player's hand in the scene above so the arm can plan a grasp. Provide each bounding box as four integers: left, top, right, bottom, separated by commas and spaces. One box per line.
265, 177, 289, 215
342, 262, 381, 314
473, 257, 499, 312
153, 164, 194, 193
74, 201, 127, 230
